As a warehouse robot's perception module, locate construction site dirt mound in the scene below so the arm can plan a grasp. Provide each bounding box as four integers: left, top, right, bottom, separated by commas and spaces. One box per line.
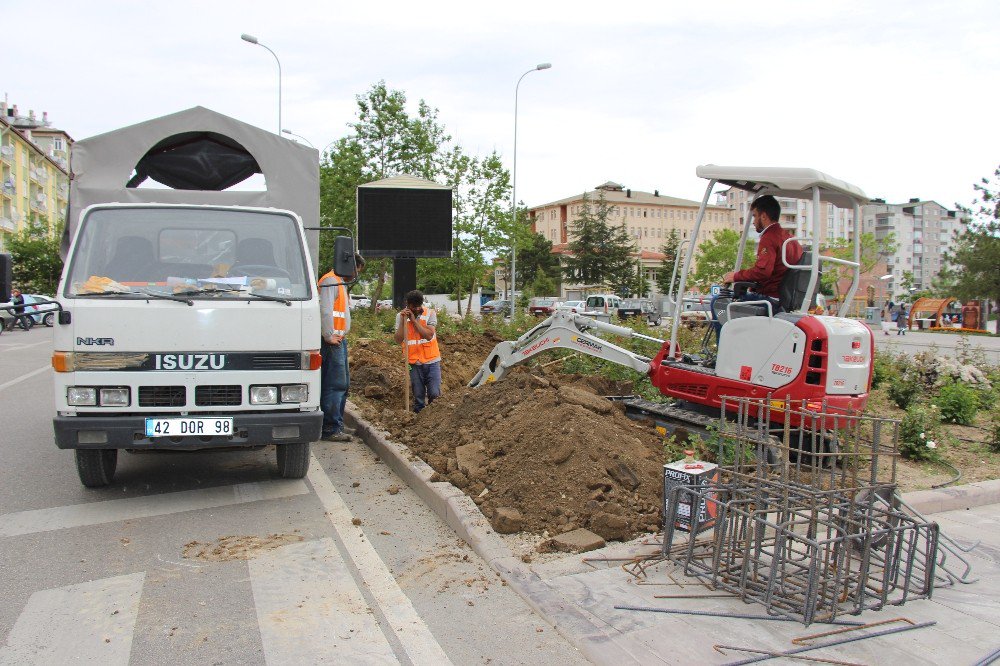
349, 331, 664, 542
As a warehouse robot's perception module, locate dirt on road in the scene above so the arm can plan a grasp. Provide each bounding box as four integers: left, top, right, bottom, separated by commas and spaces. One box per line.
349, 332, 665, 542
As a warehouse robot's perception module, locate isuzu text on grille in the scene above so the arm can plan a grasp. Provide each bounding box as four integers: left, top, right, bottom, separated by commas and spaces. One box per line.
154, 354, 227, 370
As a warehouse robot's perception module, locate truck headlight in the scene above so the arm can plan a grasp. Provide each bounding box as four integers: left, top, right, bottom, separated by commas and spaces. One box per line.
250, 386, 278, 405
67, 387, 97, 406
99, 387, 130, 407
280, 384, 308, 403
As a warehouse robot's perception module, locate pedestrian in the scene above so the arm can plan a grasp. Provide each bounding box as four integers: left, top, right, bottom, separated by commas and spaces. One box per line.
896, 302, 907, 335
10, 287, 30, 331
318, 252, 365, 442
394, 290, 441, 413
881, 303, 892, 335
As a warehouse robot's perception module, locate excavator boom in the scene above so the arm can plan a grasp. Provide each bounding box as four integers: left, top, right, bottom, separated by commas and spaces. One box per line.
469, 311, 663, 387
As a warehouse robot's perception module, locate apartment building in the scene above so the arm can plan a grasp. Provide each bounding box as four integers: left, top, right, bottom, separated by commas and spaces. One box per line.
861, 198, 968, 298
528, 181, 734, 297
0, 102, 72, 252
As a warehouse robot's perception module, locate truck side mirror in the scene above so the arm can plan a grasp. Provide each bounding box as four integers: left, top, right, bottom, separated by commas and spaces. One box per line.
0, 254, 11, 303
333, 236, 357, 278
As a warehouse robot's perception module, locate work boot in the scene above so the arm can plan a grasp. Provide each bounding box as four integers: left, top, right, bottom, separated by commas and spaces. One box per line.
321, 431, 353, 442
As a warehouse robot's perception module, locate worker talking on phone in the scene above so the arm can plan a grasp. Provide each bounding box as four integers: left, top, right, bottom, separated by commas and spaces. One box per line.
393, 289, 441, 413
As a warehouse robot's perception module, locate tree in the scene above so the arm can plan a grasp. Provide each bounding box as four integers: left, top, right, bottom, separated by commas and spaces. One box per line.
562, 193, 636, 289
819, 232, 897, 300
950, 164, 1000, 334
8, 219, 62, 295
899, 270, 915, 296
517, 232, 561, 295
689, 228, 746, 292
446, 149, 512, 313
320, 81, 451, 306
656, 228, 683, 296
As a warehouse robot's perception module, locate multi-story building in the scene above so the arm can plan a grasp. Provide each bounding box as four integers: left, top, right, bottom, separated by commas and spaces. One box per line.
861, 198, 969, 299
528, 181, 734, 298
0, 102, 73, 253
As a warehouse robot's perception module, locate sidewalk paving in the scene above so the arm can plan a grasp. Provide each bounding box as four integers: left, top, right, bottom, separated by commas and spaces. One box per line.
348, 403, 1000, 665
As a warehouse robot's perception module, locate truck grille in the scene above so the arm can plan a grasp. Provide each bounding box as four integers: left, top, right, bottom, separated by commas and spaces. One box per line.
252, 353, 300, 370
195, 385, 243, 406
139, 386, 186, 407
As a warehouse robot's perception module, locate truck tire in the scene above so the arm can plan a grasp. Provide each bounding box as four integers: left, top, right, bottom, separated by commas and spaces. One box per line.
276, 442, 310, 479
76, 449, 118, 487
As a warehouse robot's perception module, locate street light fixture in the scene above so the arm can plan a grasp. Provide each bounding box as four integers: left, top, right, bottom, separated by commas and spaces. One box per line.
878, 273, 893, 309
280, 129, 315, 148
241, 33, 282, 135
509, 62, 552, 313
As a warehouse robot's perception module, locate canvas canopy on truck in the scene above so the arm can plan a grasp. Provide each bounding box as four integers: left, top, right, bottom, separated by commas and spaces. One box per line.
65, 106, 319, 269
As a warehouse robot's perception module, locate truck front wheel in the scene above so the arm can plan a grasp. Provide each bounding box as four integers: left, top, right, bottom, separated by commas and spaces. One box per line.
276, 442, 310, 479
76, 449, 118, 487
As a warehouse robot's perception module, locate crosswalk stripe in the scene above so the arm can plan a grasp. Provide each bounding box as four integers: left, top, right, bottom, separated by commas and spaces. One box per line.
307, 456, 453, 665
0, 365, 50, 393
249, 538, 397, 664
0, 480, 310, 538
0, 572, 144, 665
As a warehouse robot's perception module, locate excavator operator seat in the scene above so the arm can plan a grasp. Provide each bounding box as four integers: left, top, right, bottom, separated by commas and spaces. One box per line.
778, 251, 818, 313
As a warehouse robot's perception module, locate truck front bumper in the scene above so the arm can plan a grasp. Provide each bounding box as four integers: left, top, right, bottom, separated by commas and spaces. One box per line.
53, 411, 323, 450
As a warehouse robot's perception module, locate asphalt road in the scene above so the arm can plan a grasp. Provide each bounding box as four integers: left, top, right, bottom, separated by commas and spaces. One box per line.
0, 326, 586, 665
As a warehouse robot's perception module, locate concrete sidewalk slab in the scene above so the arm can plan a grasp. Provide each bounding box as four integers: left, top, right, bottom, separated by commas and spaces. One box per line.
346, 402, 1000, 665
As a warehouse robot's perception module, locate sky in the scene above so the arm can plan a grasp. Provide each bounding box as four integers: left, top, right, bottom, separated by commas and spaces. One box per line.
7, 0, 1000, 213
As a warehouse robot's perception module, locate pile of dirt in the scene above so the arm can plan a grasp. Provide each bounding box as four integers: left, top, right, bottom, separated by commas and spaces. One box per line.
349, 331, 664, 542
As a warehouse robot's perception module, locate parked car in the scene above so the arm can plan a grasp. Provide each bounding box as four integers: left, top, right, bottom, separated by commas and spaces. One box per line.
556, 299, 586, 314
376, 299, 394, 311
584, 294, 622, 316
679, 299, 711, 328
349, 295, 371, 310
480, 299, 511, 316
617, 298, 661, 325
528, 297, 559, 317
0, 294, 46, 331
27, 294, 58, 326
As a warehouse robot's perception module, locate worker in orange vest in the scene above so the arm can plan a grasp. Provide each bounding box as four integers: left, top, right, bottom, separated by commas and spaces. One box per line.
318, 253, 365, 441
393, 290, 442, 412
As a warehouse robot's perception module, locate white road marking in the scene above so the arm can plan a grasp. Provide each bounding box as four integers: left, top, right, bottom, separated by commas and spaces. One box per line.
307, 456, 453, 665
0, 339, 51, 353
250, 538, 397, 665
0, 480, 310, 537
0, 572, 144, 665
0, 365, 50, 392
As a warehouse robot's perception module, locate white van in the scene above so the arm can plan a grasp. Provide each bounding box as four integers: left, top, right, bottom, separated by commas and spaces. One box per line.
584, 294, 622, 316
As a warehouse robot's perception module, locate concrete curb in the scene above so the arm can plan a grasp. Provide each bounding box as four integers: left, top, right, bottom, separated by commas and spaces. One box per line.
344, 403, 1000, 664
903, 478, 1000, 516
344, 403, 661, 666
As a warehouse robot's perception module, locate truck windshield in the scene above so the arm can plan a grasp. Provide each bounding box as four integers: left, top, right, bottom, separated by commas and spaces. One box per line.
64, 207, 312, 300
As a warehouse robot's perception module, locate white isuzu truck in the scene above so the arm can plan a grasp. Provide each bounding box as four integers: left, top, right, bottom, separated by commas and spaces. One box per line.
43, 107, 354, 487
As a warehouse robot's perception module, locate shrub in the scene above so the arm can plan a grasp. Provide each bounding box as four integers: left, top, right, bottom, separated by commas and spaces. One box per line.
936, 380, 979, 425
989, 420, 1000, 454
886, 369, 922, 409
898, 403, 942, 461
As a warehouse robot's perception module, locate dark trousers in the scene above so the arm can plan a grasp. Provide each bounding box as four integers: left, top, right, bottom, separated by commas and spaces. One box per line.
320, 341, 349, 436
409, 361, 441, 413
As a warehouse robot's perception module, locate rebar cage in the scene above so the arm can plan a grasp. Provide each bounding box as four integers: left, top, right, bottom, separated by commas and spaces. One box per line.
662, 396, 939, 625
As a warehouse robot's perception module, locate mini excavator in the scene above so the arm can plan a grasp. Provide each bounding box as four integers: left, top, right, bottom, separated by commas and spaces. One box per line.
470, 166, 875, 439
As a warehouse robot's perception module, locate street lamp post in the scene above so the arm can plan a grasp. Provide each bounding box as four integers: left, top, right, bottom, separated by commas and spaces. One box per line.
280, 129, 315, 148
510, 62, 551, 313
241, 33, 282, 135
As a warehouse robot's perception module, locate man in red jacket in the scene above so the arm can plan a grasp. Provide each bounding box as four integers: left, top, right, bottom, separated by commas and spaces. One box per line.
722, 195, 802, 303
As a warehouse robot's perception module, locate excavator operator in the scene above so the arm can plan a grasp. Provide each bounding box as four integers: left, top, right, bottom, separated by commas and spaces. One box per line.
722, 194, 803, 309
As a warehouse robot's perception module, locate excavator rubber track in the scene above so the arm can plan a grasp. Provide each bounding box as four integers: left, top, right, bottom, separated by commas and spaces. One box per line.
615, 396, 781, 451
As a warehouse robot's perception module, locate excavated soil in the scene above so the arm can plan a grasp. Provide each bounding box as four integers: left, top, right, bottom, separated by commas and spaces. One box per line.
349, 332, 665, 542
